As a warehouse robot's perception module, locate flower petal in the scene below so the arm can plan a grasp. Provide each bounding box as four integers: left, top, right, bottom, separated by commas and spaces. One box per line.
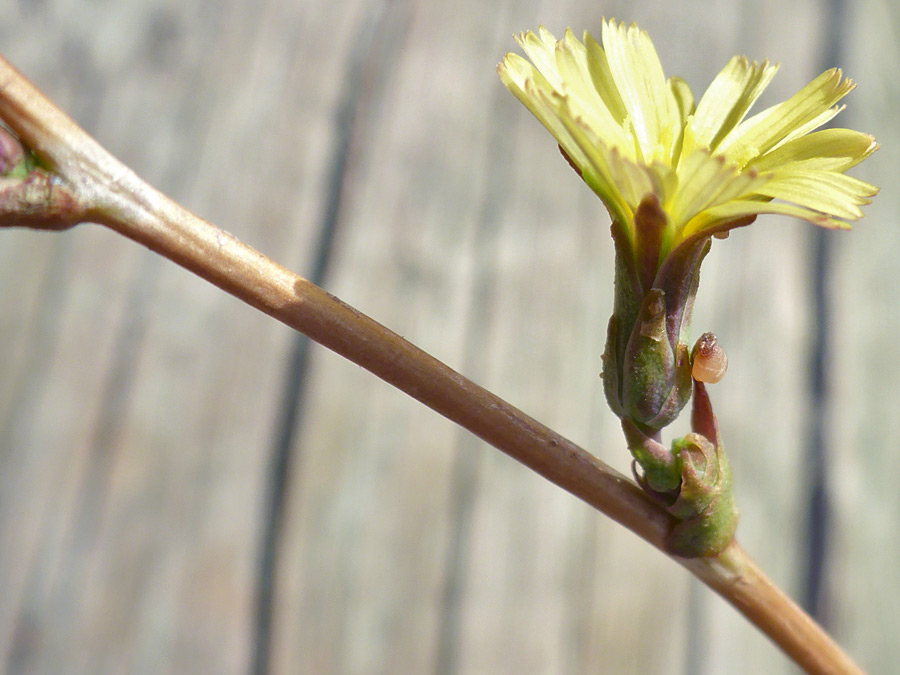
669, 77, 694, 126
717, 69, 855, 167
601, 20, 679, 163
754, 170, 878, 219
548, 94, 633, 224
554, 29, 632, 152
515, 28, 562, 88
583, 31, 629, 125
498, 57, 595, 179
498, 54, 572, 146
753, 128, 878, 172
689, 56, 778, 152
556, 95, 674, 221
766, 104, 846, 154
668, 150, 769, 228
684, 199, 850, 236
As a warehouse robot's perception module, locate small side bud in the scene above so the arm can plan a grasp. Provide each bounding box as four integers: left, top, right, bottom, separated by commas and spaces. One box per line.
0, 127, 27, 176
668, 433, 721, 519
664, 380, 738, 557
665, 431, 738, 557
629, 379, 739, 557
0, 131, 84, 231
691, 332, 727, 384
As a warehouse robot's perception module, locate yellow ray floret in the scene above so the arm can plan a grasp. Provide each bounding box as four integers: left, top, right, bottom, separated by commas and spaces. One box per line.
497, 20, 878, 256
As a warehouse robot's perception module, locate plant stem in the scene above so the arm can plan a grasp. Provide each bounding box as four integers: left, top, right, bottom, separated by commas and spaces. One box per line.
0, 55, 863, 675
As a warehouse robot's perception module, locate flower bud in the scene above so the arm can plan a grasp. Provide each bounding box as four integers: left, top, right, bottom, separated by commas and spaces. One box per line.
665, 381, 739, 557
601, 196, 709, 430
691, 332, 727, 383
620, 289, 693, 427
626, 377, 739, 557
665, 430, 738, 557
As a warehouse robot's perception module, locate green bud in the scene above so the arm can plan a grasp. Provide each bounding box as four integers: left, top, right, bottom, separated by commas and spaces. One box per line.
626, 377, 739, 557
668, 433, 724, 520
666, 431, 737, 557
621, 289, 692, 427
665, 381, 739, 557
602, 196, 709, 430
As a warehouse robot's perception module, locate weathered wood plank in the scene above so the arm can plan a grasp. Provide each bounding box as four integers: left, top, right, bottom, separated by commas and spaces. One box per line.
0, 0, 346, 672
828, 1, 900, 673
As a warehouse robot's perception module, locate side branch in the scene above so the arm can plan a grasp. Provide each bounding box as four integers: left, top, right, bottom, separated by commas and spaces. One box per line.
0, 54, 863, 675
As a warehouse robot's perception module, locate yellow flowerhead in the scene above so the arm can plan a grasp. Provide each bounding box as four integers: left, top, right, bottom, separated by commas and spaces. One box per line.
499, 21, 878, 552
499, 21, 878, 433
498, 22, 878, 263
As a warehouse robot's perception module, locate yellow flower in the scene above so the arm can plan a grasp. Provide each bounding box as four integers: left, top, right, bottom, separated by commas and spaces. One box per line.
498, 22, 879, 552
499, 21, 878, 434
498, 21, 878, 261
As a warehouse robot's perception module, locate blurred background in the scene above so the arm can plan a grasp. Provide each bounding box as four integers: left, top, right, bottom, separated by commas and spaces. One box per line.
0, 0, 896, 672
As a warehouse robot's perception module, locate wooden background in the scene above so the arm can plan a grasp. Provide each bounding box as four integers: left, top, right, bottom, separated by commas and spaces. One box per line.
0, 0, 896, 672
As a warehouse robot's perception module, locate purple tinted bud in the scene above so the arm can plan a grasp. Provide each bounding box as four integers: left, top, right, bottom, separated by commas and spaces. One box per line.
0, 127, 26, 175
